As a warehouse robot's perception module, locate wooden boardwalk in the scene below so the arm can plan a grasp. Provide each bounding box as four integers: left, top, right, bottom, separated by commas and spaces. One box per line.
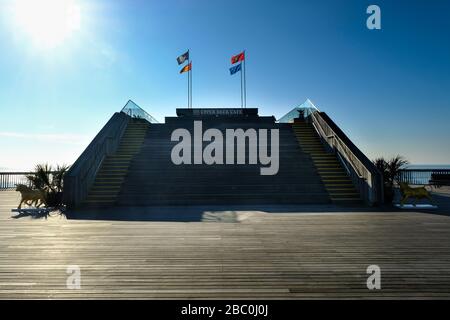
1, 190, 450, 299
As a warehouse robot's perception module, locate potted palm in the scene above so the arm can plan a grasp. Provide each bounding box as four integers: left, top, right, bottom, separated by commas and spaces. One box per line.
26, 164, 69, 209
373, 155, 409, 203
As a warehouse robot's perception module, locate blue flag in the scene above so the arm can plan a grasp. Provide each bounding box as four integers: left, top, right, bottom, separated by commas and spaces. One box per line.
229, 63, 242, 75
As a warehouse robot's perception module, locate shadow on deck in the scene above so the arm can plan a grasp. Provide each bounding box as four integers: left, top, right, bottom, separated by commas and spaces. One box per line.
4, 185, 450, 222
66, 203, 382, 222
63, 186, 450, 221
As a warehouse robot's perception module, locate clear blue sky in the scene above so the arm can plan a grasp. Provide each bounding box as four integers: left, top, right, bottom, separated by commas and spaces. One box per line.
0, 0, 449, 170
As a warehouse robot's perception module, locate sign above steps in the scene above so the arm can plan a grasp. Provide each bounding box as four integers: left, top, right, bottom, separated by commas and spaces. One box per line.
176, 108, 258, 118
170, 108, 276, 124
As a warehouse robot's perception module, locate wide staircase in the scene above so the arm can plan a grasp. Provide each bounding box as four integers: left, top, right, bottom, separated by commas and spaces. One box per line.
65, 105, 378, 208
84, 119, 149, 206
116, 121, 333, 206
291, 121, 361, 203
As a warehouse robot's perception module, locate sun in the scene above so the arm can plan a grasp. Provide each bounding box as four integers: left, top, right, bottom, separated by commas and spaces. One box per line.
13, 0, 81, 49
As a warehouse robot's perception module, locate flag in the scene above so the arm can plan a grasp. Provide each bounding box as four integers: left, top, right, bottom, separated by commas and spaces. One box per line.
229, 63, 241, 75
180, 62, 192, 74
177, 51, 189, 65
231, 51, 245, 64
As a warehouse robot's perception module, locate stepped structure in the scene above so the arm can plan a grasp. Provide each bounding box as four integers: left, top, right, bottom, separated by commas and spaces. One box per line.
64, 100, 383, 209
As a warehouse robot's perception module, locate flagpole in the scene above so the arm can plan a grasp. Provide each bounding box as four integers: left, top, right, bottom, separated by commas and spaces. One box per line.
187, 67, 190, 109
243, 50, 247, 108
240, 64, 243, 109
190, 61, 192, 109
189, 50, 192, 109
187, 54, 190, 109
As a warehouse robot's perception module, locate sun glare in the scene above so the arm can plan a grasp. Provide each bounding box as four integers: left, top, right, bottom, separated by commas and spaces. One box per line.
13, 0, 81, 49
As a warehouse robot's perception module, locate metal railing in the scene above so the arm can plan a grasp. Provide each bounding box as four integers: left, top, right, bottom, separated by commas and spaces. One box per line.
0, 171, 60, 190
398, 169, 450, 185
63, 101, 158, 208
309, 111, 384, 205
0, 172, 33, 189
63, 112, 130, 208
121, 100, 159, 123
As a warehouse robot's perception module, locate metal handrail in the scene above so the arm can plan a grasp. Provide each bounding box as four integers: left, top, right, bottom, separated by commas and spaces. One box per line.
309, 111, 383, 205
311, 119, 360, 177
63, 101, 157, 208
63, 112, 130, 207
311, 112, 368, 179
336, 150, 352, 177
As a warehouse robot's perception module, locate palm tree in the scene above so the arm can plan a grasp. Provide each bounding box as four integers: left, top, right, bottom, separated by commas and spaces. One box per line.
26, 164, 69, 208
387, 155, 409, 186
373, 155, 409, 203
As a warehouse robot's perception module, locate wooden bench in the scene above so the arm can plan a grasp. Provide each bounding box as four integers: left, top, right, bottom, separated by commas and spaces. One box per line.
430, 173, 450, 187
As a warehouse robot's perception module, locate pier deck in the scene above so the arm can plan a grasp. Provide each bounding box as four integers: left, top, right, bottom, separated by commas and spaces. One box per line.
1, 189, 450, 299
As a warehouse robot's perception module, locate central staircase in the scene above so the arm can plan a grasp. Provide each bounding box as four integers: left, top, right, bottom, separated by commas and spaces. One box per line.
116, 121, 332, 206
81, 113, 362, 207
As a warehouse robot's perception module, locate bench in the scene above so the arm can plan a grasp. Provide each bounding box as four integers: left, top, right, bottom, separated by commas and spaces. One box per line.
429, 173, 450, 187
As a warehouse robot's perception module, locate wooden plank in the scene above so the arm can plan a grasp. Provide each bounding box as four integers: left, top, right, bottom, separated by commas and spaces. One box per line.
1, 190, 450, 299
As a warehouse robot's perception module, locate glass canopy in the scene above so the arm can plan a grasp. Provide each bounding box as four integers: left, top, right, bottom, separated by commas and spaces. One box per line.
120, 100, 159, 123
278, 99, 320, 123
